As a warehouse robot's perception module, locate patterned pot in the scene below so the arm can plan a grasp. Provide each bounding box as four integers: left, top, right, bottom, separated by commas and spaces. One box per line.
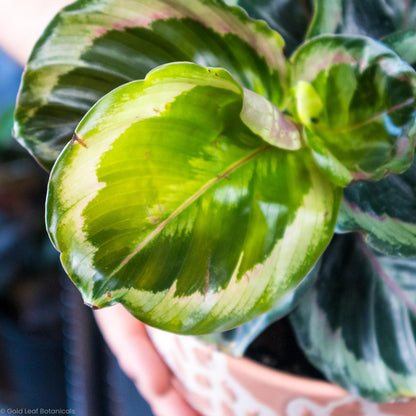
148, 328, 416, 416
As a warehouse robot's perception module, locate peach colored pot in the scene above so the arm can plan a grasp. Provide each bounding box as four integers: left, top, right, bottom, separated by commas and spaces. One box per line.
147, 327, 416, 416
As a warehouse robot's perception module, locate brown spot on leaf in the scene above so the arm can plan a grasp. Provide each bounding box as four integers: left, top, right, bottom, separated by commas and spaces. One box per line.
150, 216, 162, 225
106, 291, 112, 299
145, 151, 150, 160
71, 133, 88, 148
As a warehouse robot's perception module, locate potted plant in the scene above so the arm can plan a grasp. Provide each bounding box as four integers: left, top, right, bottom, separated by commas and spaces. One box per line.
12, 0, 416, 414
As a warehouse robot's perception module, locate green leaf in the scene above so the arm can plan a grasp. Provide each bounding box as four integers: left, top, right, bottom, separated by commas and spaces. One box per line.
224, 0, 312, 55
46, 62, 341, 335
290, 234, 416, 403
303, 129, 353, 186
290, 35, 416, 183
307, 0, 342, 38
383, 30, 416, 68
307, 0, 416, 39
337, 157, 416, 256
198, 265, 319, 356
240, 89, 301, 150
14, 0, 287, 170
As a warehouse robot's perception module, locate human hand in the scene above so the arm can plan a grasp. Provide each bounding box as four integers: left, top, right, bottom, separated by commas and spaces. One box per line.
0, 0, 73, 64
94, 304, 200, 416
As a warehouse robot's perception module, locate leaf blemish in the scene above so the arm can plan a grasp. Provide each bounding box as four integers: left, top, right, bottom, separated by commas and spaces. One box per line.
145, 151, 150, 160
71, 133, 88, 148
217, 173, 230, 181
150, 216, 162, 225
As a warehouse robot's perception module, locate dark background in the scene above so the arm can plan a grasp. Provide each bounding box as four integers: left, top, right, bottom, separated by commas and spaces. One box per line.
0, 48, 153, 416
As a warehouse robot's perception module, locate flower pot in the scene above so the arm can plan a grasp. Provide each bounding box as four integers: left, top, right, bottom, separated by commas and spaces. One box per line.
147, 327, 416, 416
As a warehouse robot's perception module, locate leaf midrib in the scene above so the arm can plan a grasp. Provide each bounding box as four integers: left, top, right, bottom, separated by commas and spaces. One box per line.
107, 144, 272, 278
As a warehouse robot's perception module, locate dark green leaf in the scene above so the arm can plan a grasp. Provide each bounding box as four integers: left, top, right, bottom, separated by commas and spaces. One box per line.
225, 0, 313, 55
307, 0, 342, 38
290, 234, 416, 402
290, 35, 416, 184
383, 30, 416, 68
307, 0, 416, 39
14, 0, 287, 170
46, 62, 341, 335
337, 158, 416, 256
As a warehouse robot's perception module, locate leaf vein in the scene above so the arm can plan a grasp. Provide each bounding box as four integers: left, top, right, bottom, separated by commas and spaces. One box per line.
109, 144, 272, 277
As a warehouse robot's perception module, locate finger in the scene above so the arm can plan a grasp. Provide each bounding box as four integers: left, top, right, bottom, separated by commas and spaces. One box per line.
151, 385, 202, 416
94, 304, 171, 396
0, 0, 73, 64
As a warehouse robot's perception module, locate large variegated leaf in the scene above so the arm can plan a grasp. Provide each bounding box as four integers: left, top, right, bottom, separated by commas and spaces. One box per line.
290, 234, 416, 402
307, 0, 416, 39
198, 265, 319, 356
46, 63, 341, 335
290, 35, 416, 185
14, 0, 287, 170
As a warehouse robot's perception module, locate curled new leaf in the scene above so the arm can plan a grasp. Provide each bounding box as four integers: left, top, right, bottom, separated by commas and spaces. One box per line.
291, 35, 416, 185
46, 63, 341, 335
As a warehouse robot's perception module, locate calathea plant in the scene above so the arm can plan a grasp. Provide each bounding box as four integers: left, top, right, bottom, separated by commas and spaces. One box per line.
13, 0, 416, 404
